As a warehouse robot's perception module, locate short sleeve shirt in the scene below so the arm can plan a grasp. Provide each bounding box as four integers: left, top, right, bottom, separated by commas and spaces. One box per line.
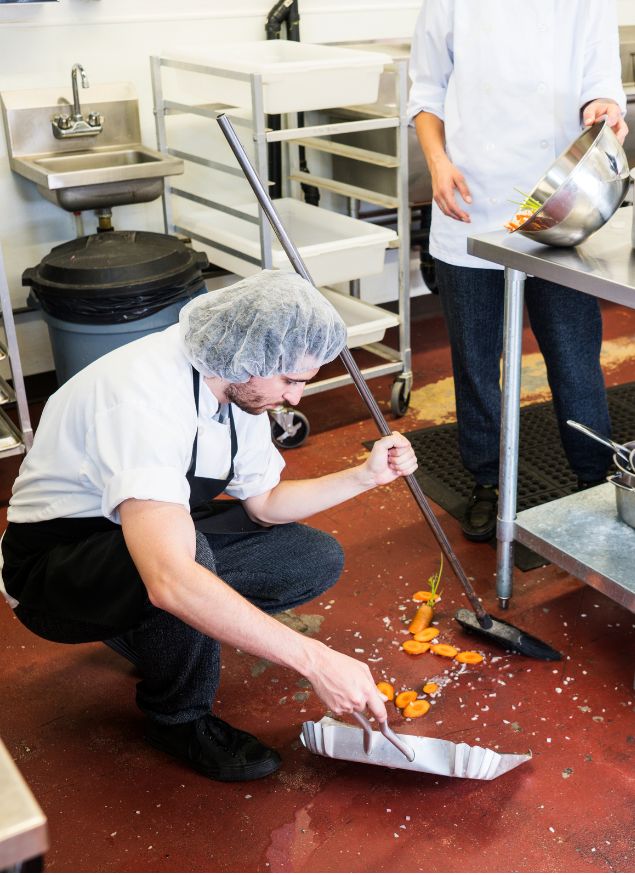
7, 324, 285, 525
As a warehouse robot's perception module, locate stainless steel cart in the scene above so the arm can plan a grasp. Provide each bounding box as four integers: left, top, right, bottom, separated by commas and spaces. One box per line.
0, 246, 32, 458
150, 52, 412, 445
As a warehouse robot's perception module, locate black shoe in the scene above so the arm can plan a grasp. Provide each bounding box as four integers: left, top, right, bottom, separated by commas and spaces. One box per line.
145, 713, 282, 782
461, 484, 498, 542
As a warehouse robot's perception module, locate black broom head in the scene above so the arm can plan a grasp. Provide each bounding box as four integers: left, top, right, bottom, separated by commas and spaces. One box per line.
455, 608, 562, 661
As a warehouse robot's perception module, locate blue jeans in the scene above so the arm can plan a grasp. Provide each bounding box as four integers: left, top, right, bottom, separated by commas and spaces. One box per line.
435, 260, 612, 485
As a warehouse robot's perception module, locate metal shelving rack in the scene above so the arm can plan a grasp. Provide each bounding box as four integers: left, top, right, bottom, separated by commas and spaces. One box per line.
0, 246, 32, 458
150, 53, 412, 425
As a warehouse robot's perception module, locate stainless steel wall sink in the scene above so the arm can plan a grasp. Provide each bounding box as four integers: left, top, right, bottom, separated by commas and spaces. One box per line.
1, 82, 183, 212
33, 148, 162, 174
14, 145, 183, 211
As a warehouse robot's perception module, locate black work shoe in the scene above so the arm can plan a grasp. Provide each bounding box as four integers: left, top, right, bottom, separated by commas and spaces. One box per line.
145, 714, 282, 782
461, 484, 498, 542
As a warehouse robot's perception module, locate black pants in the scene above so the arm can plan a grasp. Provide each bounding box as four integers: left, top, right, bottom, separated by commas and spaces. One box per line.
3, 521, 344, 724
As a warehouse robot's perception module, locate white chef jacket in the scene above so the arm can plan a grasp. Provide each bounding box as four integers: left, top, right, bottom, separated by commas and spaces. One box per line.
407, 0, 626, 269
6, 324, 285, 526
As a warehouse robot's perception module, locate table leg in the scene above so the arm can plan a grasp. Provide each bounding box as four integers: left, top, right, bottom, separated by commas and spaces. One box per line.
496, 268, 526, 608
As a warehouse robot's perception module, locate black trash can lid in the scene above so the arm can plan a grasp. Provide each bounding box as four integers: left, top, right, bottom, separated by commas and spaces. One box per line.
22, 231, 209, 298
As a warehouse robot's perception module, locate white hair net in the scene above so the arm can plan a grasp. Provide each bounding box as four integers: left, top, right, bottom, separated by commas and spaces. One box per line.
179, 270, 347, 381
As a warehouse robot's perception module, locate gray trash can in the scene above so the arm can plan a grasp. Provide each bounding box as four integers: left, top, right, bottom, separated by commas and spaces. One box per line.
37, 297, 203, 384
23, 230, 210, 384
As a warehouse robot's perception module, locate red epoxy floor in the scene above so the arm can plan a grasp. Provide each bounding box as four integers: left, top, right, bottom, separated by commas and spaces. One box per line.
1, 297, 634, 873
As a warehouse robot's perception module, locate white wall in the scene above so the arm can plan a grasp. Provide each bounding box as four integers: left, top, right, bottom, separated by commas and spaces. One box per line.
619, 0, 635, 26
1, 0, 634, 375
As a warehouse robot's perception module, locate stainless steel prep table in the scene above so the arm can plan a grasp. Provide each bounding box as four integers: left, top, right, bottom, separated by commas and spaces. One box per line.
467, 205, 635, 612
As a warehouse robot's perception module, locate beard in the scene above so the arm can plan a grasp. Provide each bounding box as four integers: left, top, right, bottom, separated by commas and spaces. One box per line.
224, 382, 271, 415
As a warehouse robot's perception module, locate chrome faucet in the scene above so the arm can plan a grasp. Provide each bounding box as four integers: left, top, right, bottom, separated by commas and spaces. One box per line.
52, 62, 104, 139
71, 63, 88, 120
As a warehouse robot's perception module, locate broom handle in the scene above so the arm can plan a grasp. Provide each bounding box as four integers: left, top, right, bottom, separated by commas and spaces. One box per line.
217, 114, 491, 628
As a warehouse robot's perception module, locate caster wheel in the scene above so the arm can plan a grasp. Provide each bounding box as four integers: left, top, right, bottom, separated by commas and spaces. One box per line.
270, 409, 310, 449
390, 380, 411, 417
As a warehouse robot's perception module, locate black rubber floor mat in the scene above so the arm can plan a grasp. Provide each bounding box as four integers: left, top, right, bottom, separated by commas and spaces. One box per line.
376, 384, 635, 572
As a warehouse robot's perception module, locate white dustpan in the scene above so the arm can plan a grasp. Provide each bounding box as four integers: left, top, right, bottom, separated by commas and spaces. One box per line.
301, 715, 531, 780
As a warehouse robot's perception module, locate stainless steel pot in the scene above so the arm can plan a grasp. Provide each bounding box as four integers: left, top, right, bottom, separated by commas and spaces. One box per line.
608, 473, 635, 529
613, 453, 635, 488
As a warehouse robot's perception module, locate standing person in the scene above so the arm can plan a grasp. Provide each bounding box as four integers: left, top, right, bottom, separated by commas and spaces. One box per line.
0, 270, 418, 782
408, 0, 628, 541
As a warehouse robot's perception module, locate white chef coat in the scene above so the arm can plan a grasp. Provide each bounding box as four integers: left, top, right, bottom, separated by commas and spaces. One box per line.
6, 324, 285, 526
407, 0, 626, 269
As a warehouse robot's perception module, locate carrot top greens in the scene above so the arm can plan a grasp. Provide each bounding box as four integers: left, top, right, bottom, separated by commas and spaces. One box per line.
426, 554, 443, 607
509, 188, 542, 213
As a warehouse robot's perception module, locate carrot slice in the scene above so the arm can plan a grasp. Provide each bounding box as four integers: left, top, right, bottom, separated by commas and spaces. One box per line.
376, 681, 395, 700
402, 639, 430, 655
455, 651, 484, 664
403, 699, 431, 719
408, 604, 434, 634
394, 690, 418, 709
413, 626, 440, 643
412, 590, 441, 603
430, 643, 459, 658
422, 682, 438, 694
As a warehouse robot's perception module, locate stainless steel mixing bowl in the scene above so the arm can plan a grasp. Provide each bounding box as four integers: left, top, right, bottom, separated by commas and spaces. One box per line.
511, 120, 630, 247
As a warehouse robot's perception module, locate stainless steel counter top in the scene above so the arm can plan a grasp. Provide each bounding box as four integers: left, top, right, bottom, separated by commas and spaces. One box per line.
0, 736, 48, 870
467, 205, 635, 306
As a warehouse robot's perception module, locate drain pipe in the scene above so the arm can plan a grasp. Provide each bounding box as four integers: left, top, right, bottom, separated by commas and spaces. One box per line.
265, 1, 293, 199
96, 208, 114, 233
73, 211, 85, 238
264, 0, 319, 206
265, 0, 295, 39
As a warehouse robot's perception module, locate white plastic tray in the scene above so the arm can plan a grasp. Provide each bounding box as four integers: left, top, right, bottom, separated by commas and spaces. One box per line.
177, 197, 397, 287
161, 41, 391, 114
320, 287, 399, 348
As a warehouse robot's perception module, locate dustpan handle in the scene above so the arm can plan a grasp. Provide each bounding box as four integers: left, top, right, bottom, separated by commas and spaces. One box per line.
216, 113, 491, 628
353, 711, 415, 762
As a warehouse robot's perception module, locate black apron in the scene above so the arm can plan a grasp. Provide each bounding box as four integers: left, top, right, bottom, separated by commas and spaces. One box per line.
187, 367, 267, 535
2, 367, 265, 635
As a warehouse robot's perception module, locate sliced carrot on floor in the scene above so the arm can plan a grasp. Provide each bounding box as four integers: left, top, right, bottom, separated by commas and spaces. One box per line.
395, 690, 418, 709
412, 590, 441, 603
408, 604, 434, 634
422, 682, 438, 694
430, 643, 459, 658
376, 681, 395, 700
401, 639, 430, 655
413, 626, 440, 643
403, 699, 431, 718
455, 651, 484, 664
